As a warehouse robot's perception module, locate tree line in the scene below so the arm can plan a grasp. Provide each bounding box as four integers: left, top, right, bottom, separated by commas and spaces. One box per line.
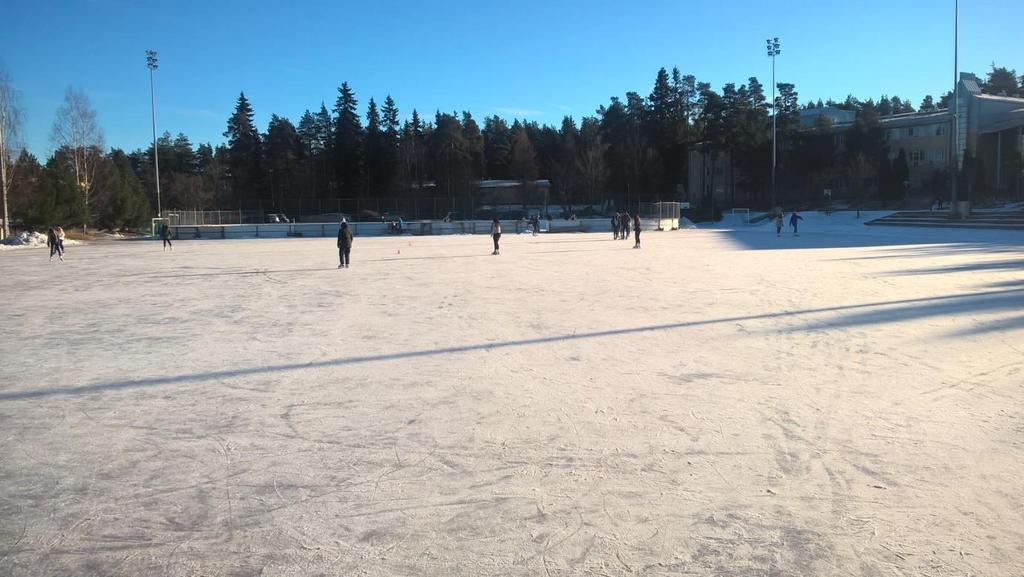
1, 64, 1021, 234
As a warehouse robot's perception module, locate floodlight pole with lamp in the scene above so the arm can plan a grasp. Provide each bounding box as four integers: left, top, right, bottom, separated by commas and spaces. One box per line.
950, 0, 960, 217
767, 37, 781, 214
146, 50, 161, 219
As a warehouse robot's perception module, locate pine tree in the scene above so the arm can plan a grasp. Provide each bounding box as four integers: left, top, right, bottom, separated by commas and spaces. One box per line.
919, 95, 936, 112
482, 116, 511, 179
461, 111, 485, 181
983, 65, 1020, 96
364, 97, 384, 197
223, 92, 263, 204
265, 114, 300, 210
333, 82, 363, 197
430, 112, 469, 200
98, 149, 149, 230
509, 121, 538, 185
381, 95, 400, 195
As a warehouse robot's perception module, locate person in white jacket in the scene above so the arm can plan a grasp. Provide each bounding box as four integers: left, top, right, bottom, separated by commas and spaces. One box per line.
490, 218, 501, 255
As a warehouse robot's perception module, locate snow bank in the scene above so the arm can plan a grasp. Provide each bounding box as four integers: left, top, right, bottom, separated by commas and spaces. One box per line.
0, 231, 82, 251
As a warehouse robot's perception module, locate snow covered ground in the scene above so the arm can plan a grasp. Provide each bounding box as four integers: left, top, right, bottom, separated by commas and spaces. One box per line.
1, 225, 1022, 576
0, 231, 81, 251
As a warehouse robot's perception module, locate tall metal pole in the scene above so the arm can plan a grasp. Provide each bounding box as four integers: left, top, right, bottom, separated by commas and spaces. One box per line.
771, 54, 777, 211
950, 0, 959, 216
767, 38, 780, 212
146, 50, 161, 218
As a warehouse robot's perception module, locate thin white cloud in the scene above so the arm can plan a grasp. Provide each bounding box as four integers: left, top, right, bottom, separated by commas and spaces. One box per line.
553, 104, 572, 112
172, 107, 218, 118
494, 107, 542, 117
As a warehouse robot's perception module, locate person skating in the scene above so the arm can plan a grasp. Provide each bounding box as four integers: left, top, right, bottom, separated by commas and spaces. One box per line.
55, 226, 66, 260
490, 218, 502, 255
620, 212, 631, 239
337, 220, 353, 268
789, 211, 804, 236
161, 223, 173, 250
611, 213, 620, 239
632, 213, 642, 248
46, 228, 61, 261
774, 212, 783, 237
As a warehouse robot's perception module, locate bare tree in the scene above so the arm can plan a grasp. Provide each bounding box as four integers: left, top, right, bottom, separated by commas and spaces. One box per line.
51, 86, 104, 229
0, 68, 23, 239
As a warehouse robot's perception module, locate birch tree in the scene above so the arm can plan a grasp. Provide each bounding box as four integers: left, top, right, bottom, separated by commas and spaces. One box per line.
0, 68, 23, 239
51, 87, 104, 228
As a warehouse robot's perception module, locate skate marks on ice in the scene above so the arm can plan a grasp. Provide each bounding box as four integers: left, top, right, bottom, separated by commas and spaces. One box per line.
4, 286, 1023, 401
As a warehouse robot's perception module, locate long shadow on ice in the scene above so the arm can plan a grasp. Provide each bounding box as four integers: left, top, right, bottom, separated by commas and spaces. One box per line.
4, 287, 1022, 401
882, 258, 1024, 276
714, 219, 1024, 252
827, 242, 1024, 262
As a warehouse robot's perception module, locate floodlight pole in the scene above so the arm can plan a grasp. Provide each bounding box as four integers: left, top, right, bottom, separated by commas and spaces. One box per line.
146, 50, 162, 219
950, 0, 960, 217
767, 38, 781, 213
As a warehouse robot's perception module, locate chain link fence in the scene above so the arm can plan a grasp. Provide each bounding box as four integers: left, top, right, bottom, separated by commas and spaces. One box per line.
638, 202, 681, 230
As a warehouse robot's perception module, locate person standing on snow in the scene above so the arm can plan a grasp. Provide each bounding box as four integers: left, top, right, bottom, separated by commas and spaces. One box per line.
774, 212, 783, 237
621, 212, 631, 239
490, 218, 502, 255
789, 211, 804, 236
611, 213, 620, 239
161, 223, 173, 250
632, 213, 642, 248
337, 220, 353, 268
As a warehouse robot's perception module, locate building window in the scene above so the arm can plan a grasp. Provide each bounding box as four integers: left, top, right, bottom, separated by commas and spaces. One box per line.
907, 127, 916, 138
935, 124, 946, 136
909, 150, 923, 166
932, 149, 945, 163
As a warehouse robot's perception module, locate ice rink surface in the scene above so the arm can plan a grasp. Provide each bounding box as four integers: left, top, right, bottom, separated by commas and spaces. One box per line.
1, 222, 1023, 576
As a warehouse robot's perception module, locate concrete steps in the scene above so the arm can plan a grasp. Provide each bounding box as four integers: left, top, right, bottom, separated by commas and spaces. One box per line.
865, 210, 1024, 230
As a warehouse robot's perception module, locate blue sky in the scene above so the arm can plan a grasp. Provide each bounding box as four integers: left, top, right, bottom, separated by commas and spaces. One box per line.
2, 0, 1021, 158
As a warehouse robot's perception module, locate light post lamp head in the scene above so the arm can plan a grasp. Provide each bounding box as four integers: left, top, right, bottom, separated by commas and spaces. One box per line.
766, 38, 781, 57
146, 50, 158, 71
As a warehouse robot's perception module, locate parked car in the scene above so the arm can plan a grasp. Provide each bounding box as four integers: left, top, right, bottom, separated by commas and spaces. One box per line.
316, 212, 351, 223
265, 213, 291, 223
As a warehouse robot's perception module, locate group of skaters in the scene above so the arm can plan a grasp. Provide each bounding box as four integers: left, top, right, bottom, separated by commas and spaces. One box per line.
45, 227, 66, 261
611, 211, 642, 248
773, 210, 804, 237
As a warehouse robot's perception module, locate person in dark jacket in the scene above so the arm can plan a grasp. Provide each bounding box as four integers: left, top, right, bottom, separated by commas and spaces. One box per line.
337, 220, 353, 268
789, 211, 804, 236
161, 223, 173, 250
611, 213, 620, 239
47, 228, 61, 261
620, 212, 631, 239
633, 214, 642, 248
